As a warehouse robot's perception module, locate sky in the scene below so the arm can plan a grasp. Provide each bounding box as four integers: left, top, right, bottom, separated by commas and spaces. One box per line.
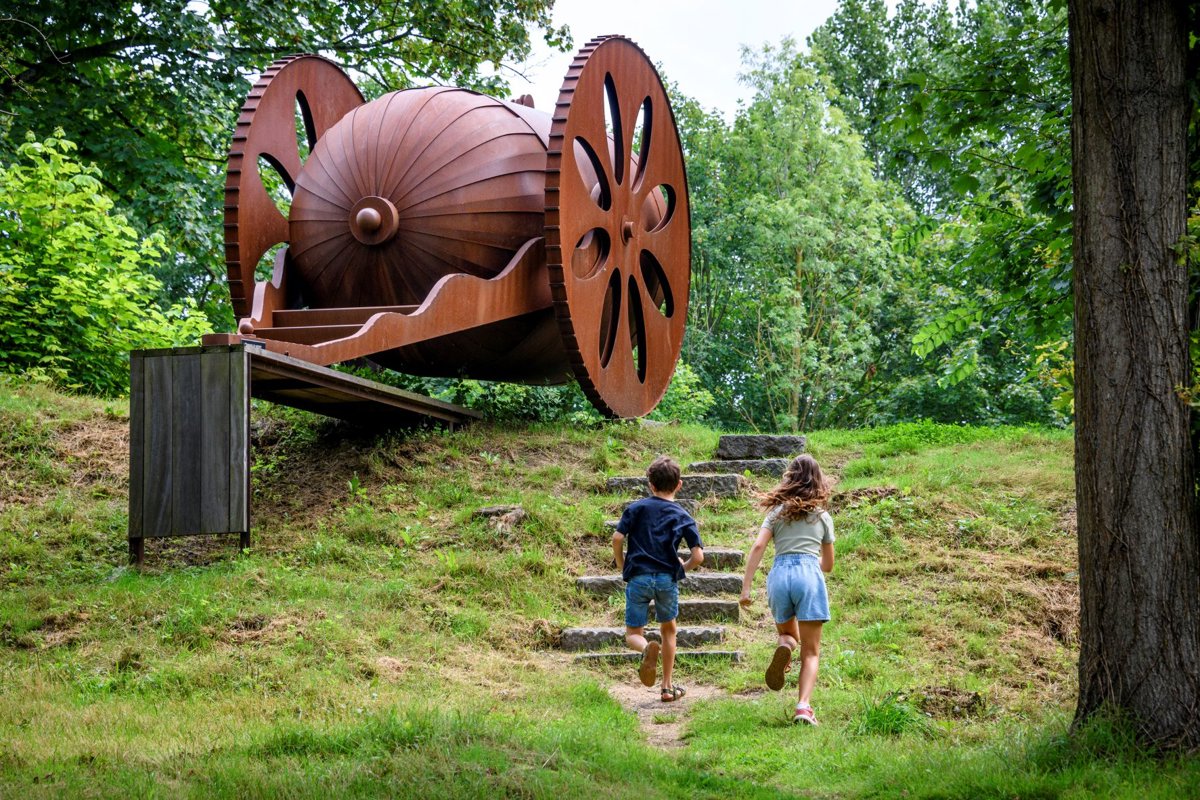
501, 0, 845, 120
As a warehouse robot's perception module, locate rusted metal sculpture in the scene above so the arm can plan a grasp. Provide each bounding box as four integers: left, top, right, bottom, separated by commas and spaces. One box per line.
209, 35, 690, 418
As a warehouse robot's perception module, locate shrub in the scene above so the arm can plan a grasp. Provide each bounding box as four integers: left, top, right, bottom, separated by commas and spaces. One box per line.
850, 691, 938, 738
648, 361, 715, 424
0, 131, 209, 395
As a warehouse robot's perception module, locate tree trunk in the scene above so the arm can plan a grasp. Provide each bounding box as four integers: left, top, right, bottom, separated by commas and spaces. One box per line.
1069, 0, 1199, 747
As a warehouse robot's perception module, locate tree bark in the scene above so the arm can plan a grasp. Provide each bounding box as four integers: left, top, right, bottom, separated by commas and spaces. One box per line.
1069, 0, 1199, 747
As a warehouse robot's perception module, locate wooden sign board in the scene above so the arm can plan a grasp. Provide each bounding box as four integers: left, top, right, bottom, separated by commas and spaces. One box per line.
128, 346, 250, 564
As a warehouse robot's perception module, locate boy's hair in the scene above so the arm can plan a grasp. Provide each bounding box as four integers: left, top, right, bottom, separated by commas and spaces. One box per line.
757, 454, 832, 520
646, 455, 681, 492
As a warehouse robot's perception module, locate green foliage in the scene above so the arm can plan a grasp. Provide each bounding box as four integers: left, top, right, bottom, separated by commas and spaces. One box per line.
446, 380, 597, 424
647, 361, 715, 424
811, 0, 1073, 396
911, 303, 984, 361
0, 132, 209, 395
0, 2, 569, 315
851, 691, 938, 738
678, 42, 917, 431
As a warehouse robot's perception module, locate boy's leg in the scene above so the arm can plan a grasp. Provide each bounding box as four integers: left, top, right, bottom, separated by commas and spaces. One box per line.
655, 578, 681, 693
659, 617, 677, 689
624, 626, 649, 653
625, 575, 659, 686
625, 575, 653, 651
626, 626, 659, 687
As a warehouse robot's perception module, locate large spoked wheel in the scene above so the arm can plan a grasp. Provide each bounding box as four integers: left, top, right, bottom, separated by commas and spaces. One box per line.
545, 36, 692, 419
224, 55, 363, 318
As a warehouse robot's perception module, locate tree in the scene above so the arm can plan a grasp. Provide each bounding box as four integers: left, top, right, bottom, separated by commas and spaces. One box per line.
0, 132, 209, 396
0, 2, 568, 318
678, 42, 915, 431
1069, 0, 1199, 747
811, 0, 1074, 403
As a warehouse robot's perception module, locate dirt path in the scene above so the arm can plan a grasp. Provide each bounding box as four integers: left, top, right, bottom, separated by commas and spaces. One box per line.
607, 681, 727, 748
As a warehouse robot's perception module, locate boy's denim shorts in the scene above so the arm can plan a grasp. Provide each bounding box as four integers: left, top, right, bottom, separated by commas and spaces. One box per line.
766, 553, 830, 623
625, 573, 679, 627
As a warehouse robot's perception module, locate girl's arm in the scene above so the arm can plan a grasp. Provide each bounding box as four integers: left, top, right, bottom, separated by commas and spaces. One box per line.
820, 541, 835, 573
612, 531, 625, 571
740, 526, 774, 607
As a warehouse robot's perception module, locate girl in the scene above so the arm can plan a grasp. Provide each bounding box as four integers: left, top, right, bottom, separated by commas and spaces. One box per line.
739, 454, 835, 725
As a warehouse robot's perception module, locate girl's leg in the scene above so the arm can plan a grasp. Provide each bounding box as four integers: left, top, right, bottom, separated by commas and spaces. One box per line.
766, 618, 800, 690
625, 627, 648, 652
795, 621, 824, 705
775, 618, 800, 651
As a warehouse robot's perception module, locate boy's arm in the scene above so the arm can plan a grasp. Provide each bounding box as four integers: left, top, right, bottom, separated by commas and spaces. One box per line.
612, 531, 625, 572
678, 521, 703, 571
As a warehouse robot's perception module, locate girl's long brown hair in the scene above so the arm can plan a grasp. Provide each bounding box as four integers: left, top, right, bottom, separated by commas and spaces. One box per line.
757, 454, 832, 521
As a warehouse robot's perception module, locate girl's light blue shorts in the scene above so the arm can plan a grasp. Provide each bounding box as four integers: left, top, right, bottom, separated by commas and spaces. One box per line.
766, 553, 830, 623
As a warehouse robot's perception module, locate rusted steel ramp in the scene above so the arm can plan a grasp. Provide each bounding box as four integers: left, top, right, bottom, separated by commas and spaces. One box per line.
127, 344, 478, 565
244, 345, 480, 428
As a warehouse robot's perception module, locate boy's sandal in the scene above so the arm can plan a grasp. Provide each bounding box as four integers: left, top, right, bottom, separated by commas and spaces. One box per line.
661, 685, 686, 702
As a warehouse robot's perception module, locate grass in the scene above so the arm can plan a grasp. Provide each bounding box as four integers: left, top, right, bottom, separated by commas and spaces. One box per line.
0, 376, 1197, 797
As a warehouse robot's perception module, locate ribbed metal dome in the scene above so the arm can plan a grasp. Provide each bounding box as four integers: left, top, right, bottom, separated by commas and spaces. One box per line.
288, 87, 549, 308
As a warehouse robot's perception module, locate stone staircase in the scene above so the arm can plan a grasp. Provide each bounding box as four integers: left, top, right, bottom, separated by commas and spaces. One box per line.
686, 434, 807, 478
564, 435, 807, 668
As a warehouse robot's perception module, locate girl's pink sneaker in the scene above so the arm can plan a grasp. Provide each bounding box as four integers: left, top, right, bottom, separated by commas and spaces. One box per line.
793, 705, 819, 725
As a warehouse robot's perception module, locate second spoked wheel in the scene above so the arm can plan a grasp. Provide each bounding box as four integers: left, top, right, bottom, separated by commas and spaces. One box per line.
546, 36, 692, 419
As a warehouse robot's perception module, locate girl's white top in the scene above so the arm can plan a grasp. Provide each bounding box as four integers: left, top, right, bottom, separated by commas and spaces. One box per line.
762, 507, 835, 557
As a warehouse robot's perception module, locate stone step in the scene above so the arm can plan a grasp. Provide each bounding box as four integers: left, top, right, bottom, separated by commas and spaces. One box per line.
560, 625, 725, 651
576, 572, 743, 597
715, 434, 806, 460
683, 547, 744, 570
687, 458, 788, 477
656, 599, 740, 623
605, 474, 746, 500
574, 650, 743, 665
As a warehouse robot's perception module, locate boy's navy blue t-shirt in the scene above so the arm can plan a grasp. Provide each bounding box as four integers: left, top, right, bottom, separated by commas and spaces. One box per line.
617, 496, 702, 582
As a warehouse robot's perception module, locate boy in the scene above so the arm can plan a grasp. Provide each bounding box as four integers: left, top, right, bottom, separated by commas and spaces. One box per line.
612, 455, 704, 702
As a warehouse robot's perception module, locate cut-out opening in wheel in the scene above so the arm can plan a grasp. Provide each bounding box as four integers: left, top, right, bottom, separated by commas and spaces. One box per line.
627, 274, 647, 383
296, 90, 317, 161
574, 137, 612, 211
633, 98, 652, 190
642, 184, 675, 233
573, 228, 610, 279
598, 269, 622, 369
640, 250, 673, 317
258, 154, 295, 217
255, 242, 287, 283
603, 73, 624, 186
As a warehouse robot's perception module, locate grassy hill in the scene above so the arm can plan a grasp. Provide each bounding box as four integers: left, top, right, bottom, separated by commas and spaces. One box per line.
0, 376, 1196, 798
